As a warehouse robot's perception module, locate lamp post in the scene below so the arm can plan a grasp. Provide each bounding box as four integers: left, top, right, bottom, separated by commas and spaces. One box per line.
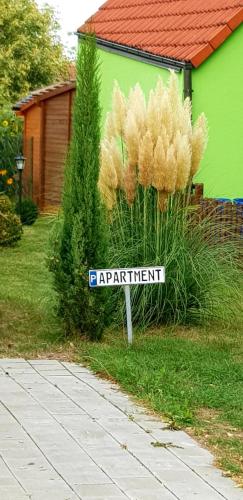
15, 155, 26, 215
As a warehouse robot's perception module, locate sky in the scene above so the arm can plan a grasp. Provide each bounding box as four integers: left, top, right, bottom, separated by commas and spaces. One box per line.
36, 0, 104, 54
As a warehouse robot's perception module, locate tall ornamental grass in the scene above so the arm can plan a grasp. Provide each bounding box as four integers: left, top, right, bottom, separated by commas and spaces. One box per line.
98, 74, 243, 327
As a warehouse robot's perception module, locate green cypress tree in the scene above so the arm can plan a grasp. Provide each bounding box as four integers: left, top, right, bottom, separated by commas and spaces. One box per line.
50, 35, 107, 340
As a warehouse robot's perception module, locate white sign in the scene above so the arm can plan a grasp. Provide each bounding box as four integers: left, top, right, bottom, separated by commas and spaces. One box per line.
89, 266, 165, 288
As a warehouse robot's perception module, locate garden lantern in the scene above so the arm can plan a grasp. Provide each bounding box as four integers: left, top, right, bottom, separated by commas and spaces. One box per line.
15, 154, 26, 214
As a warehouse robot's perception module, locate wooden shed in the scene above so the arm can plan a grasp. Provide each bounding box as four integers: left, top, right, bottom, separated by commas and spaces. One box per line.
14, 81, 76, 211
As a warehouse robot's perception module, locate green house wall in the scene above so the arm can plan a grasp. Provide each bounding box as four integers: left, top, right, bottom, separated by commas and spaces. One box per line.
98, 48, 183, 116
193, 24, 243, 199
98, 25, 243, 199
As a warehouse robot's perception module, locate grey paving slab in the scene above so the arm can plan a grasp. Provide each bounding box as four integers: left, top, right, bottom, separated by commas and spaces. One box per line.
0, 359, 242, 500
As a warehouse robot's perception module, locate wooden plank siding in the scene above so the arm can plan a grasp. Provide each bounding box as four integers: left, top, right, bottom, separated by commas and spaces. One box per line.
43, 93, 70, 207
23, 106, 41, 205
15, 82, 76, 210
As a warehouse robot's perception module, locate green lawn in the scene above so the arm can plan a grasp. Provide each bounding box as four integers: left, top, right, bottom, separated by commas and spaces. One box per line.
0, 217, 242, 484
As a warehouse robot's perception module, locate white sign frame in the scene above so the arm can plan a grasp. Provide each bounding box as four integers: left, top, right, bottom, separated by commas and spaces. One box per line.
89, 266, 165, 288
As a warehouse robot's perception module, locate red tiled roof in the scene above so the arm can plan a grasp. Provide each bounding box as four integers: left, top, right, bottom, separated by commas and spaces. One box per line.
78, 0, 243, 67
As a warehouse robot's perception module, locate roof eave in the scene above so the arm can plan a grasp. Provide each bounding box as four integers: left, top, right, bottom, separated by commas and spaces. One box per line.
13, 81, 76, 114
77, 33, 193, 71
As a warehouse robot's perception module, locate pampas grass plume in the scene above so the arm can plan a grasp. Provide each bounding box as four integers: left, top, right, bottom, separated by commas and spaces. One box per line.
112, 81, 127, 136
110, 138, 124, 188
174, 132, 191, 191
168, 72, 181, 119
128, 83, 146, 135
124, 110, 140, 167
160, 92, 173, 142
152, 136, 166, 191
98, 140, 118, 210
138, 131, 153, 187
191, 113, 208, 177
164, 144, 177, 193
105, 112, 116, 140
146, 90, 159, 144
158, 190, 169, 212
124, 163, 137, 206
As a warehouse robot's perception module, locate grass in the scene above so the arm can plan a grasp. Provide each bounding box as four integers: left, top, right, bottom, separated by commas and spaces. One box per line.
0, 216, 242, 485
0, 217, 73, 359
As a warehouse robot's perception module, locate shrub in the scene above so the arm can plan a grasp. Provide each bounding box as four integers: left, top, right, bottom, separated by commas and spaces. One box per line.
16, 198, 38, 225
98, 75, 243, 328
49, 35, 108, 340
0, 107, 23, 197
0, 195, 22, 246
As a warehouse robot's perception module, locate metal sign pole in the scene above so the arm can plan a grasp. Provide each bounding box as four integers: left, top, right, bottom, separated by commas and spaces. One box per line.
124, 285, 133, 345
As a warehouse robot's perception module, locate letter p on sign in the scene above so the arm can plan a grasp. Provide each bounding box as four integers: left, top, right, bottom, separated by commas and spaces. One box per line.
89, 271, 97, 287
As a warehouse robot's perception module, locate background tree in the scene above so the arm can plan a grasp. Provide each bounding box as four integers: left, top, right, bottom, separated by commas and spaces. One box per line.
50, 35, 108, 340
0, 0, 70, 105
0, 108, 22, 197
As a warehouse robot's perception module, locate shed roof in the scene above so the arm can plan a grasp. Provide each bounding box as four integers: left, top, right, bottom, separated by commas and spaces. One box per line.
78, 0, 243, 68
14, 80, 76, 114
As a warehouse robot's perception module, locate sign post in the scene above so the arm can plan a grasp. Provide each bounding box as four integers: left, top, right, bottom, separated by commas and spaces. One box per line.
89, 266, 165, 345
124, 285, 133, 344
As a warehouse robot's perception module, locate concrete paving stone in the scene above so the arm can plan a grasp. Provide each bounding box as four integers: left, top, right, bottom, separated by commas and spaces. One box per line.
33, 370, 71, 377
155, 476, 227, 500
132, 415, 168, 429
95, 416, 129, 426
61, 362, 92, 373
25, 482, 80, 498
128, 446, 183, 470
151, 429, 211, 449
123, 494, 173, 500
29, 360, 62, 365
1, 403, 42, 417
75, 483, 129, 499
77, 404, 124, 420
33, 364, 69, 371
0, 401, 10, 413
30, 492, 79, 500
44, 374, 74, 381
54, 413, 95, 429
70, 430, 116, 448
113, 436, 155, 455
114, 477, 176, 500
4, 368, 36, 376
194, 467, 243, 500
97, 418, 146, 438
68, 468, 112, 486
13, 377, 47, 387
55, 394, 124, 420
167, 442, 214, 464
92, 455, 152, 479
0, 490, 30, 500
83, 444, 132, 460
0, 358, 27, 364
0, 455, 26, 488
42, 403, 85, 415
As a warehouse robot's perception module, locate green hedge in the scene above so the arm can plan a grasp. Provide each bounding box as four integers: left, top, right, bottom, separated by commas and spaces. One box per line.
0, 195, 22, 246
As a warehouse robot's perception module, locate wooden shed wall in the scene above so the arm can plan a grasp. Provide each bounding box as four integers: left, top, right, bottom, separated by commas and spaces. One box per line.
43, 91, 74, 208
23, 106, 41, 205
22, 87, 75, 210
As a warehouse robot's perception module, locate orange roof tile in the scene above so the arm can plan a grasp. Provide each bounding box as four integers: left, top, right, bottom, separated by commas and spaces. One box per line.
78, 0, 243, 67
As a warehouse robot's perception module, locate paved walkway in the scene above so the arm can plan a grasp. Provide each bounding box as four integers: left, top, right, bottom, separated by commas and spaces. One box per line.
0, 359, 242, 500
